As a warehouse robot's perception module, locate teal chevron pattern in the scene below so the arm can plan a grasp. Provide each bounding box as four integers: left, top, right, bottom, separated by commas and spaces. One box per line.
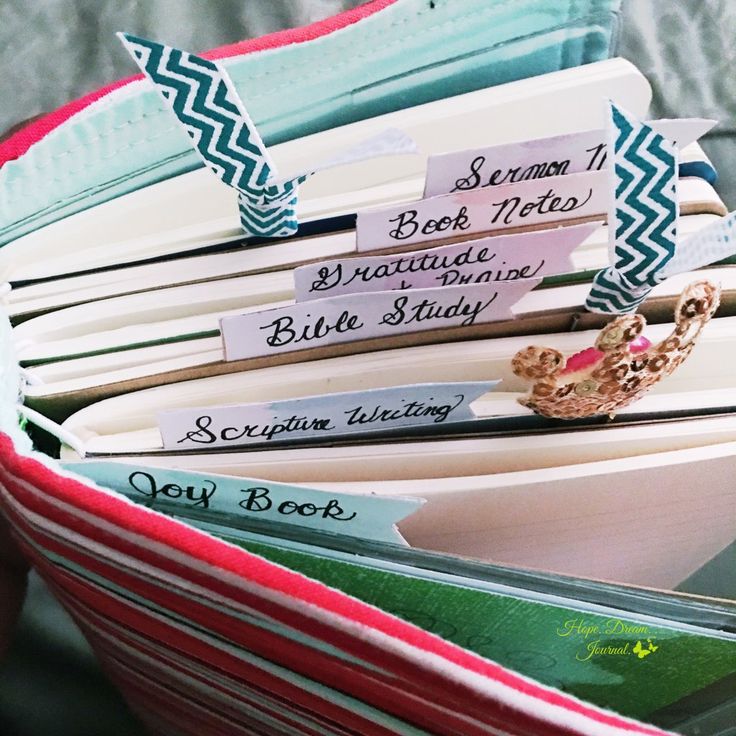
585, 269, 652, 313
586, 103, 678, 314
238, 195, 300, 239
119, 33, 307, 238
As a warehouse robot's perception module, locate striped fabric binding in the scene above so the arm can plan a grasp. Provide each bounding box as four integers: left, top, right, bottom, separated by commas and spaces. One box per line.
0, 428, 677, 736
585, 103, 678, 314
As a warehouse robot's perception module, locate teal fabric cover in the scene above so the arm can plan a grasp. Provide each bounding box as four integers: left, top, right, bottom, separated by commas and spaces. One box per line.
0, 0, 622, 247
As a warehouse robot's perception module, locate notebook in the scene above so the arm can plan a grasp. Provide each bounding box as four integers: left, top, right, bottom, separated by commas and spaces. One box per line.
2, 3, 735, 735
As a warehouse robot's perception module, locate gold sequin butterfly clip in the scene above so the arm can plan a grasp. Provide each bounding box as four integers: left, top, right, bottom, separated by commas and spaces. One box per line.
512, 280, 720, 419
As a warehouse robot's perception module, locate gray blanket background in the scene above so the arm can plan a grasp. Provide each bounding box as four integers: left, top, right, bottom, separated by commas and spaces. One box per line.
1, 2, 734, 735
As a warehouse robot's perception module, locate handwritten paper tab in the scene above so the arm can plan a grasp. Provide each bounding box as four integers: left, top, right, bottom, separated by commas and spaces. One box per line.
157, 382, 495, 450
295, 222, 598, 301
63, 462, 423, 544
220, 279, 539, 361
357, 171, 607, 252
424, 118, 715, 198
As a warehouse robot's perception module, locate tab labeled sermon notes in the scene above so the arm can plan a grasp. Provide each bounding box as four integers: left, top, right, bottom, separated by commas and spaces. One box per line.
423, 118, 713, 197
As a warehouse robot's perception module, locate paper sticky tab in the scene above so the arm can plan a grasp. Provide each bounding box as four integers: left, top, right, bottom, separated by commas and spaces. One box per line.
157, 381, 495, 450
357, 171, 607, 252
63, 462, 423, 545
424, 118, 714, 198
220, 279, 540, 361
295, 222, 598, 301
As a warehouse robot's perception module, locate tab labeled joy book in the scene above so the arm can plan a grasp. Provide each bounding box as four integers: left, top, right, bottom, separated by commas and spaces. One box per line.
295, 222, 598, 301
220, 279, 539, 361
356, 170, 607, 252
63, 462, 423, 545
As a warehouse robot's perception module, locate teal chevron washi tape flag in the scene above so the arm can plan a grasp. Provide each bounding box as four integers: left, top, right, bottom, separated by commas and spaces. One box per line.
118, 33, 306, 238
585, 102, 678, 314
118, 33, 416, 239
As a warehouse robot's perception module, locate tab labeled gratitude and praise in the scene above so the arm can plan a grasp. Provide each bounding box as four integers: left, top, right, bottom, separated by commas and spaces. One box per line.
158, 382, 495, 450
220, 279, 539, 361
357, 170, 607, 252
63, 462, 423, 545
295, 222, 598, 300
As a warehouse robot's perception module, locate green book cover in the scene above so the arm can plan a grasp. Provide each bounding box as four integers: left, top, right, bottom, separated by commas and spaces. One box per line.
223, 533, 736, 724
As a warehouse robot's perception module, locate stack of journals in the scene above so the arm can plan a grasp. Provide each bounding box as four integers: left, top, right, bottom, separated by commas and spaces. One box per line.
0, 3, 734, 735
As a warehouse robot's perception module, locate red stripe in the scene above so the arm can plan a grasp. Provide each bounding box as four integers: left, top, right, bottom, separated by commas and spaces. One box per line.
0, 0, 398, 166
85, 631, 329, 736
117, 674, 273, 736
